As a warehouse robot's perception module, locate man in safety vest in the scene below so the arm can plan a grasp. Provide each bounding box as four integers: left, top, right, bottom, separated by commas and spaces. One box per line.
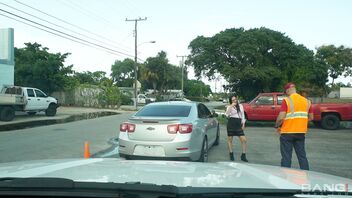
275, 83, 313, 170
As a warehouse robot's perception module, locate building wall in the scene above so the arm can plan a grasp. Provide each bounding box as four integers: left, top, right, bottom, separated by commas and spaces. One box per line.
0, 28, 15, 90
0, 63, 14, 89
52, 86, 120, 108
340, 87, 352, 99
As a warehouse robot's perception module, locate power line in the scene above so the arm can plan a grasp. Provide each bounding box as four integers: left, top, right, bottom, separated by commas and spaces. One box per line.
0, 8, 135, 58
13, 0, 127, 49
0, 1, 133, 54
0, 12, 118, 55
65, 0, 114, 26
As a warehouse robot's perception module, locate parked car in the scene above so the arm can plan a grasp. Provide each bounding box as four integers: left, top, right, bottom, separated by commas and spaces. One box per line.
0, 86, 59, 121
137, 94, 156, 104
118, 101, 220, 162
242, 92, 352, 130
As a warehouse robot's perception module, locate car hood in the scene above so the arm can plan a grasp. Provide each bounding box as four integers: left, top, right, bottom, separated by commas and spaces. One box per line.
0, 158, 351, 192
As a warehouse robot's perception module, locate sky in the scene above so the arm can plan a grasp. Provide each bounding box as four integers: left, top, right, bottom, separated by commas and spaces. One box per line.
1, 0, 352, 92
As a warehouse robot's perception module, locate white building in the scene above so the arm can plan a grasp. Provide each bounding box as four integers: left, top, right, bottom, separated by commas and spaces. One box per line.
0, 28, 14, 90
340, 87, 352, 99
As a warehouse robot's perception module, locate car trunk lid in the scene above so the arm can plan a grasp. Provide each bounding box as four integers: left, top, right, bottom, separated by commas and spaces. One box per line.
127, 117, 184, 141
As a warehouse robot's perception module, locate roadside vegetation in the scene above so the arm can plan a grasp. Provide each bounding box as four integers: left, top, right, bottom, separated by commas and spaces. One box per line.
14, 27, 352, 106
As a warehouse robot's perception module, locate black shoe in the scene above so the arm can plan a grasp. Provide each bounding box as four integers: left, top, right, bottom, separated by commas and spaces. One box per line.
229, 152, 234, 161
241, 153, 248, 162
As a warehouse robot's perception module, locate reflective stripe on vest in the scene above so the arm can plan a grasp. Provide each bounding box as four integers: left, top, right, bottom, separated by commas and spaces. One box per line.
284, 97, 309, 120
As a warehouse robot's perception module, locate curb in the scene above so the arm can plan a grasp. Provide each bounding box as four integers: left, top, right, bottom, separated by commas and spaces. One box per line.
0, 111, 119, 132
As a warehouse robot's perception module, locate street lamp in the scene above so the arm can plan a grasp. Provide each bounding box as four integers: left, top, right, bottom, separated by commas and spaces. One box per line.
138, 40, 156, 46
133, 40, 156, 110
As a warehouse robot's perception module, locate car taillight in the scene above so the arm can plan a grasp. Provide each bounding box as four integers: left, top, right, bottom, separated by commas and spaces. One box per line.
120, 123, 128, 131
167, 124, 178, 134
179, 124, 192, 134
120, 123, 135, 133
127, 123, 135, 132
167, 124, 192, 134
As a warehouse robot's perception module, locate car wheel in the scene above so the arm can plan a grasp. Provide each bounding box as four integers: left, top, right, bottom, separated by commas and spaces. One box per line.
27, 112, 37, 116
321, 114, 340, 130
198, 137, 208, 162
0, 107, 15, 121
213, 125, 220, 146
45, 104, 57, 116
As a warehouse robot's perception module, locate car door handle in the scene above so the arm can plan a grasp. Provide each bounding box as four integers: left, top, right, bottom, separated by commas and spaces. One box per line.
28, 98, 31, 100
37, 99, 40, 101
271, 106, 275, 109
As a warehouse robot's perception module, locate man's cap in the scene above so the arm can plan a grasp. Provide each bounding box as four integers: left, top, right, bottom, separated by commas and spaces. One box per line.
284, 82, 295, 91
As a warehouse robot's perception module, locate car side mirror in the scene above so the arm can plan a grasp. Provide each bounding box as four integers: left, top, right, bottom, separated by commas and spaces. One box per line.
211, 110, 218, 117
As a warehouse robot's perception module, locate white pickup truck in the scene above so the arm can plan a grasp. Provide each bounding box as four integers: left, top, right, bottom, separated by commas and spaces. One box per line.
137, 94, 156, 104
0, 86, 59, 121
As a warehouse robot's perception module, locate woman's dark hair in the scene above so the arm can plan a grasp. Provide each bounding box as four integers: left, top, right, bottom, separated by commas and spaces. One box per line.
228, 95, 241, 114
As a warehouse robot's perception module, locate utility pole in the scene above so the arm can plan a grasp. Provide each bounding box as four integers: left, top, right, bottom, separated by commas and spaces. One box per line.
177, 55, 187, 98
126, 17, 147, 110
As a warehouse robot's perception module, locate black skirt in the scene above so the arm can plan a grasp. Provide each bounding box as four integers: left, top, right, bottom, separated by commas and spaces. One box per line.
227, 117, 245, 136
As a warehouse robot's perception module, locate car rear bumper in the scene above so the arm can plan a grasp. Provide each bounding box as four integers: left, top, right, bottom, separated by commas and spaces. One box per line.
118, 137, 201, 161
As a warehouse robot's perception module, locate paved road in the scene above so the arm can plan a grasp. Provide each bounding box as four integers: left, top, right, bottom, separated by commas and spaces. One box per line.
0, 108, 351, 179
0, 112, 133, 162
209, 125, 352, 179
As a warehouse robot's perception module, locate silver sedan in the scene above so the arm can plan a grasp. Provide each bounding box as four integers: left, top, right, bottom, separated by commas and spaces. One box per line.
118, 101, 220, 162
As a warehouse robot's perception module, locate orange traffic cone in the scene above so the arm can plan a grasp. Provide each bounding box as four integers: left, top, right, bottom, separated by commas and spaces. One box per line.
84, 141, 90, 159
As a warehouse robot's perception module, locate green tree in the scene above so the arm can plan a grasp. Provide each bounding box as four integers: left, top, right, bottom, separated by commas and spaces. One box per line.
15, 42, 74, 93
98, 79, 121, 107
143, 51, 182, 93
140, 63, 159, 92
111, 58, 135, 87
74, 71, 108, 85
187, 27, 328, 100
315, 45, 352, 85
184, 80, 211, 99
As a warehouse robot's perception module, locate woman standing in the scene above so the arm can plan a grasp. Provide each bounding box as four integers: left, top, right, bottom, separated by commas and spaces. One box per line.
225, 95, 248, 162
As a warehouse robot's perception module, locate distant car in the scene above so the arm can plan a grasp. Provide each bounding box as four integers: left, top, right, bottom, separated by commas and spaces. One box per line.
137, 94, 156, 104
118, 101, 220, 162
223, 98, 228, 103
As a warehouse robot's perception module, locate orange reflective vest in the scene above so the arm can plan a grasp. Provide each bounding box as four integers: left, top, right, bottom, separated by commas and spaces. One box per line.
280, 93, 311, 134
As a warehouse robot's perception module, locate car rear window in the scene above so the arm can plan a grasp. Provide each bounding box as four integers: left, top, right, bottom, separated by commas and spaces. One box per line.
135, 105, 192, 117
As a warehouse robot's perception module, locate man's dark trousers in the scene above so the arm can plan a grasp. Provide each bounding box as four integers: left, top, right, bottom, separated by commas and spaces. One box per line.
280, 133, 309, 170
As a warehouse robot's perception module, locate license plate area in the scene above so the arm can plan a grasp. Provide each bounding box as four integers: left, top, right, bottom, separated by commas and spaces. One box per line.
133, 145, 165, 157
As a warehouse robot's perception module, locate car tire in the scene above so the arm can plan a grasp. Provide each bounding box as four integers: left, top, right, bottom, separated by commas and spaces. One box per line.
321, 114, 340, 130
198, 137, 208, 162
27, 112, 37, 116
213, 125, 220, 146
0, 106, 15, 121
45, 104, 57, 116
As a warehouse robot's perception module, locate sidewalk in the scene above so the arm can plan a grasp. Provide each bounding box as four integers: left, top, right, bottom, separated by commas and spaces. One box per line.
0, 106, 137, 131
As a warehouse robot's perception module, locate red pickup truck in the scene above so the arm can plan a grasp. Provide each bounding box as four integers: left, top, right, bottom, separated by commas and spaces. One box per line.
242, 92, 352, 130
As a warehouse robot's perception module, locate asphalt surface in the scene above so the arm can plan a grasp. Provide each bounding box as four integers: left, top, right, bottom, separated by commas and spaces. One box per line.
0, 103, 351, 180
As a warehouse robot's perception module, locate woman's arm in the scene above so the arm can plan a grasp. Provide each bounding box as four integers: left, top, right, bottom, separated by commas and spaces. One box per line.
240, 104, 246, 125
225, 105, 232, 117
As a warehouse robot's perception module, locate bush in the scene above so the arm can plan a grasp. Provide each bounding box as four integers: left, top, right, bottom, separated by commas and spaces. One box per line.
121, 93, 133, 105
